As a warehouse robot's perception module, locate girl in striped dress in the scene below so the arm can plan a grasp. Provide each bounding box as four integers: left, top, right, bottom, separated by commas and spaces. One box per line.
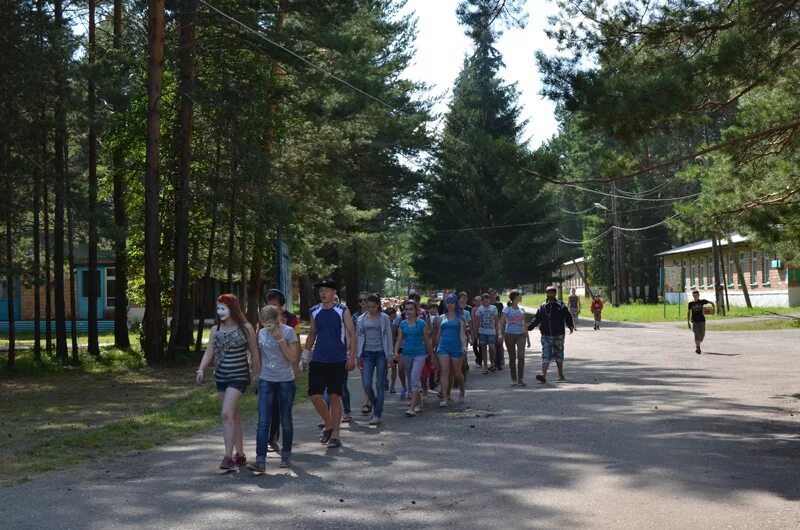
196, 294, 258, 471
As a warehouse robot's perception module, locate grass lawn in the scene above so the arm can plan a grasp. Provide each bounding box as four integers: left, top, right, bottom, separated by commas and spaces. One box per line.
0, 348, 307, 486
705, 319, 800, 331
521, 294, 798, 323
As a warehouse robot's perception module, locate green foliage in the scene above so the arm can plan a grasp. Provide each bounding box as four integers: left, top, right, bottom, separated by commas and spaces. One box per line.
414, 0, 559, 290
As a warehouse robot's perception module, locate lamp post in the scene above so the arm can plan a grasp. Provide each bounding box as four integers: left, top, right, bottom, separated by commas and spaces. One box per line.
591, 200, 619, 306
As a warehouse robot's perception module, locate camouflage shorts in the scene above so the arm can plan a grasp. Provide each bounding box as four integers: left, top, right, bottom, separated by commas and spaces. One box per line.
541, 335, 565, 363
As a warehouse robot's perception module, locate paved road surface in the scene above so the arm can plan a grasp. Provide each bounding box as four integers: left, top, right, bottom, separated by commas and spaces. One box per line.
5, 319, 800, 529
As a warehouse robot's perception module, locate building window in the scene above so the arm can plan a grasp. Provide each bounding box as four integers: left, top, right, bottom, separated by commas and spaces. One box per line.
700, 258, 706, 288
727, 253, 735, 287
689, 258, 695, 288
763, 253, 772, 285
707, 256, 714, 287
106, 268, 116, 309
751, 251, 759, 285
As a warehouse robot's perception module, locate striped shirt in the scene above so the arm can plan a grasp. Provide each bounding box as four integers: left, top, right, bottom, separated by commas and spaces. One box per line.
213, 326, 250, 383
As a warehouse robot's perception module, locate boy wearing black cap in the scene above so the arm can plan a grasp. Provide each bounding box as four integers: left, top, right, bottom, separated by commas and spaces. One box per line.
302, 279, 357, 449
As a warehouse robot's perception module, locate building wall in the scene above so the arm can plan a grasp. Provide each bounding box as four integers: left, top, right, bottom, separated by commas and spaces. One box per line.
662, 243, 798, 307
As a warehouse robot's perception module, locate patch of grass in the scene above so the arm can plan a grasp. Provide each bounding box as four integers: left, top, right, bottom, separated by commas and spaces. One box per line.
522, 293, 797, 323
0, 356, 308, 485
706, 319, 800, 332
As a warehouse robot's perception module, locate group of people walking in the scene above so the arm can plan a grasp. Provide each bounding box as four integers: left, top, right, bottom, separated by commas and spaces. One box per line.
196, 280, 577, 474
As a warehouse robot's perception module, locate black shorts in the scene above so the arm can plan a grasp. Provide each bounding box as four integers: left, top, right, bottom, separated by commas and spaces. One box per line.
308, 361, 347, 397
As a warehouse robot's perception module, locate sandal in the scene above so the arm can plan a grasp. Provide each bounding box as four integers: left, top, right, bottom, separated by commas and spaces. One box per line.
327, 438, 342, 449
319, 428, 334, 444
482, 369, 489, 375
361, 404, 372, 415
341, 414, 351, 423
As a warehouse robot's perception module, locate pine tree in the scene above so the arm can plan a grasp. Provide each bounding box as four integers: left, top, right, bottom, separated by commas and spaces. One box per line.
415, 0, 558, 291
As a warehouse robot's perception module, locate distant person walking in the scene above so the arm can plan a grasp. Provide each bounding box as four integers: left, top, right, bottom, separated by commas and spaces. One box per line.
394, 300, 432, 417
435, 294, 467, 406
590, 294, 604, 330
687, 290, 715, 354
474, 293, 499, 374
527, 286, 575, 384
567, 288, 581, 328
499, 290, 531, 386
356, 294, 393, 425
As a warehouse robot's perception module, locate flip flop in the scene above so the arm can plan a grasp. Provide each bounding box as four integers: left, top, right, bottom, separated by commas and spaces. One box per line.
361, 404, 372, 415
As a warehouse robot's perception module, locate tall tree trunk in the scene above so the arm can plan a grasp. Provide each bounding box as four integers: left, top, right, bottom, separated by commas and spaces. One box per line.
4, 144, 15, 371
167, 0, 197, 359
247, 241, 264, 326
711, 236, 725, 315
86, 0, 100, 356
225, 163, 237, 292
43, 170, 52, 353
53, 0, 68, 362
729, 236, 752, 308
143, 0, 165, 364
67, 188, 79, 362
194, 134, 223, 352
33, 0, 46, 362
112, 0, 130, 349
238, 232, 248, 301
298, 274, 314, 321
33, 152, 42, 362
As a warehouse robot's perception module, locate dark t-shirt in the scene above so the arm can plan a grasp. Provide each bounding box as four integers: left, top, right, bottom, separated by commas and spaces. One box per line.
688, 299, 711, 323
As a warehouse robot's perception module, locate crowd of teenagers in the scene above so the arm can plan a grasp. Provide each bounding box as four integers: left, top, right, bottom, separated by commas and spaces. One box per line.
196, 281, 578, 474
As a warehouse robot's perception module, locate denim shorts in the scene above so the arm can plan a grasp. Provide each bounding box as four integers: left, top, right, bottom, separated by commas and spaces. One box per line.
541, 335, 565, 363
479, 333, 496, 346
437, 346, 464, 358
216, 380, 248, 393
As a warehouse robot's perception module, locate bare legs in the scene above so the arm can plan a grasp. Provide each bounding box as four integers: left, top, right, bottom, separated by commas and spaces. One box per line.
219, 388, 244, 458
310, 393, 343, 439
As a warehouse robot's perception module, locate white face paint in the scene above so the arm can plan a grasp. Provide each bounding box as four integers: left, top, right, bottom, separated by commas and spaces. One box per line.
216, 303, 231, 321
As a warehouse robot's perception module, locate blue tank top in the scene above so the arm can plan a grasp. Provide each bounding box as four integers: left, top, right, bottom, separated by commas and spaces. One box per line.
400, 319, 426, 356
438, 315, 462, 354
310, 303, 347, 363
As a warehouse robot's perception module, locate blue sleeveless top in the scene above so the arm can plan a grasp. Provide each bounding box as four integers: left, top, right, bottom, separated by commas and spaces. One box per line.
310, 303, 347, 363
400, 319, 426, 357
437, 315, 462, 354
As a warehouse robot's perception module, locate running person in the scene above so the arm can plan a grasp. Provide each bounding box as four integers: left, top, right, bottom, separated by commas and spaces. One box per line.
301, 279, 356, 449
248, 305, 299, 473
196, 294, 258, 471
435, 294, 467, 406
498, 290, 531, 386
687, 290, 715, 354
356, 294, 393, 425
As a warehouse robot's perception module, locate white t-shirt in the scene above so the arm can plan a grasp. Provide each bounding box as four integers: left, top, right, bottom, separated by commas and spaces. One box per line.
258, 324, 298, 382
475, 305, 498, 335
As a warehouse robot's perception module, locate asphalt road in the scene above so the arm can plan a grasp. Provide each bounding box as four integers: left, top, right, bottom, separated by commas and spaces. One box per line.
5, 318, 800, 529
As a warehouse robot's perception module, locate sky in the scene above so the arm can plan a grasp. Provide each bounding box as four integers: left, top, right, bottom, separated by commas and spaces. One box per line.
399, 0, 562, 148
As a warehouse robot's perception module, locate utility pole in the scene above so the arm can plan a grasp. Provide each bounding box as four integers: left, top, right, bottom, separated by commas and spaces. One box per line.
611, 181, 620, 307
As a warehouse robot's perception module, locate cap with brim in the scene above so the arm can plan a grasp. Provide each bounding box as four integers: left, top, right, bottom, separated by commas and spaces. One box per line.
314, 278, 337, 290
545, 285, 557, 292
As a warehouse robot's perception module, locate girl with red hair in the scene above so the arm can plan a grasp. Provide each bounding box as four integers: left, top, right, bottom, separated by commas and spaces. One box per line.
196, 294, 258, 471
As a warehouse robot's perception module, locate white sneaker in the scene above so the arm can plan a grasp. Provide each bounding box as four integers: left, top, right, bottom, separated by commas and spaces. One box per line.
439, 400, 448, 408
369, 415, 381, 425
404, 408, 416, 417
414, 405, 423, 413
